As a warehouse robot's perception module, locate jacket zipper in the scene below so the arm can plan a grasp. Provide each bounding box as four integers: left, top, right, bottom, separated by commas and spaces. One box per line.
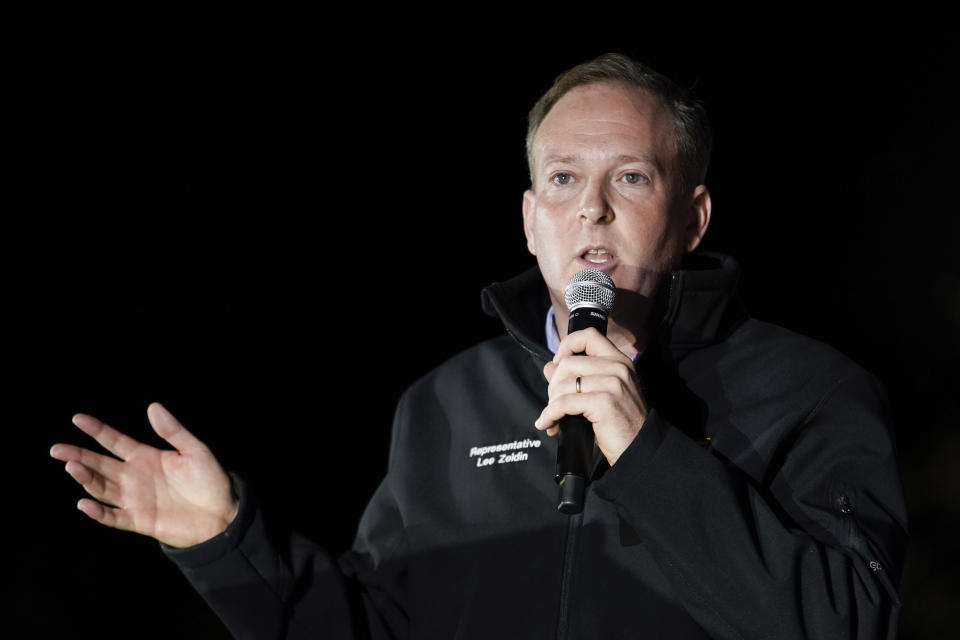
495, 288, 585, 638
556, 512, 583, 640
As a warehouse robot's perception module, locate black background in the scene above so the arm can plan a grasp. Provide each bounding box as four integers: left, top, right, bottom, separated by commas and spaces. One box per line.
10, 7, 958, 638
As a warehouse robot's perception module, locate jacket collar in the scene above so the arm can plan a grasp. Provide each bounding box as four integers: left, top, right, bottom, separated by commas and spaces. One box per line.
480, 252, 748, 363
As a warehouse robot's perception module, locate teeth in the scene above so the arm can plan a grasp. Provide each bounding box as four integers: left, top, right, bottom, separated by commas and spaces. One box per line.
585, 248, 610, 264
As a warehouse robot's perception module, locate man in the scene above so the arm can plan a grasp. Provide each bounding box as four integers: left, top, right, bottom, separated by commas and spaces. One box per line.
51, 53, 908, 638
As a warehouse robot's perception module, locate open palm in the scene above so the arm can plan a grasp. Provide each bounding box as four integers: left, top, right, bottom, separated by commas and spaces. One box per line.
50, 402, 238, 548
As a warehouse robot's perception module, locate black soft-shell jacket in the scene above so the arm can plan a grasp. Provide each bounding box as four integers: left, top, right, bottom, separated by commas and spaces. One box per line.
164, 253, 908, 639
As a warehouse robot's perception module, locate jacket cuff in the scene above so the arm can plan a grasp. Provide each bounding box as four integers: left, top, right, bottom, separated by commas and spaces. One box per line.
160, 472, 253, 569
592, 408, 668, 503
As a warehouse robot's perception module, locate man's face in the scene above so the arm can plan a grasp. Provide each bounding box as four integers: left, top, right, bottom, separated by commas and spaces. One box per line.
522, 82, 710, 329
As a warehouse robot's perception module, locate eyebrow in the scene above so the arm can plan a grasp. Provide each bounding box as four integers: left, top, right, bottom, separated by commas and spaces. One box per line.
541, 154, 580, 167
541, 153, 665, 174
617, 154, 663, 170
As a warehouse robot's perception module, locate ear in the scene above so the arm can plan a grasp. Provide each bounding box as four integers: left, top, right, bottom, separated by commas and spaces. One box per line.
522, 189, 538, 255
684, 185, 712, 252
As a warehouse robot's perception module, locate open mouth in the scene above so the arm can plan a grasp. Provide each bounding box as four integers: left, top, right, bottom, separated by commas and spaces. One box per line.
582, 248, 612, 265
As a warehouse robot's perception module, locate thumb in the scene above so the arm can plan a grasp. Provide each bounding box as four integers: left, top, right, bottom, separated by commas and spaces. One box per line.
147, 402, 206, 454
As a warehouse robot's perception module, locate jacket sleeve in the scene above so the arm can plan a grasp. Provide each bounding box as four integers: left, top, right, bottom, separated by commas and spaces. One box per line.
161, 473, 359, 639
591, 361, 908, 640
161, 398, 414, 640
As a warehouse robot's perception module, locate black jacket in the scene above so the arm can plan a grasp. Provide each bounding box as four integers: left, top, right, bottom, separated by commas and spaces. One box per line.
165, 253, 908, 639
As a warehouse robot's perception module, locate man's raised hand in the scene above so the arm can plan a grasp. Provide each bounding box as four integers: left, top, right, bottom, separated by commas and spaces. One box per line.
535, 328, 649, 466
50, 402, 238, 548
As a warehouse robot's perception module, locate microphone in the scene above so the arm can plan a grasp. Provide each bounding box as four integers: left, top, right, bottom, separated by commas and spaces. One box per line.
555, 268, 617, 514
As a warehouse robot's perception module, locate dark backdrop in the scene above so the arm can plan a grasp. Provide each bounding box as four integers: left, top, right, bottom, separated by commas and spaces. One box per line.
11, 8, 957, 639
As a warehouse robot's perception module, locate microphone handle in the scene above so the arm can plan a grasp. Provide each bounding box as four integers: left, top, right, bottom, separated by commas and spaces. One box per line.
556, 306, 608, 514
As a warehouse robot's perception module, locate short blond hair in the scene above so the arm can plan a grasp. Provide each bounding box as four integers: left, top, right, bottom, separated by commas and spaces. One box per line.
526, 53, 712, 196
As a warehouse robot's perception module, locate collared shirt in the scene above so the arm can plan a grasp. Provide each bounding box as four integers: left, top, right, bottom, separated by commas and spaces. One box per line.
545, 306, 560, 354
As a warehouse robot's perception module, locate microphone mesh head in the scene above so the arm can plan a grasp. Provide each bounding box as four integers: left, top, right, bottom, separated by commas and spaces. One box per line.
564, 269, 616, 312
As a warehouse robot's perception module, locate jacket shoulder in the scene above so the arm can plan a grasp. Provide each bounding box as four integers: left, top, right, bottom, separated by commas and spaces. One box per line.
680, 317, 892, 474
716, 317, 873, 389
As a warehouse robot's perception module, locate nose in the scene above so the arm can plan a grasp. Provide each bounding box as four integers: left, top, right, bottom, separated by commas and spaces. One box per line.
577, 181, 613, 224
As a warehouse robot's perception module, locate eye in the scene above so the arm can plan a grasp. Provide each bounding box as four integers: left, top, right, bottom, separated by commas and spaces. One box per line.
551, 172, 573, 186
622, 172, 648, 185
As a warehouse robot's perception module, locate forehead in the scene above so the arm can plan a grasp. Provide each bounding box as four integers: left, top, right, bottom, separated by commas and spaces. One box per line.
534, 82, 674, 168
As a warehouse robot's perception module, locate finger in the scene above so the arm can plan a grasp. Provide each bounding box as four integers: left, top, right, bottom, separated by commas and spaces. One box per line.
64, 459, 95, 485
552, 373, 631, 400
555, 327, 625, 360
547, 359, 635, 400
536, 388, 627, 428
146, 402, 207, 454
77, 498, 131, 531
71, 413, 142, 461
535, 393, 589, 431
532, 410, 560, 436
64, 460, 122, 506
49, 442, 81, 462
51, 443, 123, 476
542, 360, 558, 382
544, 355, 612, 388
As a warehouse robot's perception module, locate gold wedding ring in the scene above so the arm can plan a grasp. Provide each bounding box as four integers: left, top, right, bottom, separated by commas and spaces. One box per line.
575, 376, 582, 394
